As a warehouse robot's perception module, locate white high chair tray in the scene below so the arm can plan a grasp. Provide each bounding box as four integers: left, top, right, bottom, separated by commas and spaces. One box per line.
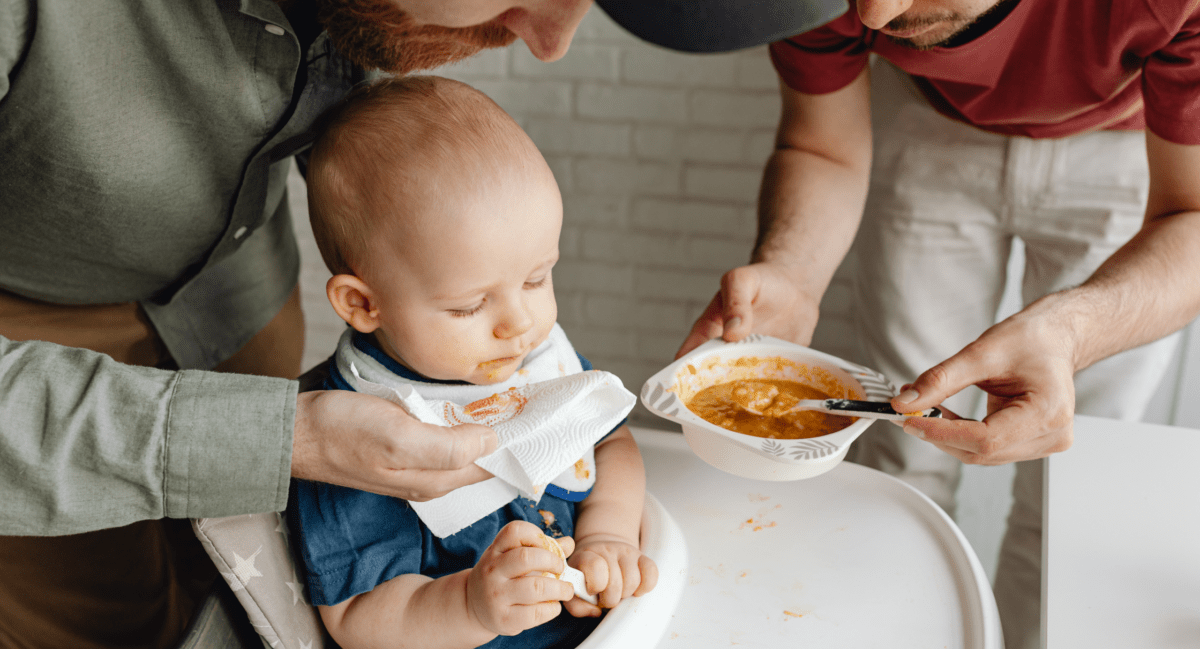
632, 427, 1002, 648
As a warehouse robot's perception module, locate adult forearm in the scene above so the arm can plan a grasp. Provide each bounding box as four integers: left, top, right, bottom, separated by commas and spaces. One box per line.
1055, 209, 1200, 371
0, 337, 295, 535
894, 207, 1200, 464
675, 72, 872, 356
752, 143, 871, 299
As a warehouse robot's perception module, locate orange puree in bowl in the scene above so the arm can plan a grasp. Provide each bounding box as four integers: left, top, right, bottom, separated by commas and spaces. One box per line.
686, 379, 855, 440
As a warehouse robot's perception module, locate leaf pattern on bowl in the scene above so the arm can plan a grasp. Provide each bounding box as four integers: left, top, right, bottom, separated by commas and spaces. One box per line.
761, 439, 785, 457
847, 367, 896, 401
641, 381, 680, 416
788, 439, 841, 460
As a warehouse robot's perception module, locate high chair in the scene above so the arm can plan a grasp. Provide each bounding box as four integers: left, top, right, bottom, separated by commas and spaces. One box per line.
187, 493, 687, 649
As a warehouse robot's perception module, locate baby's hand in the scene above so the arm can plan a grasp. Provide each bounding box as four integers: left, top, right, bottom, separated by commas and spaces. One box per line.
466, 521, 576, 637
565, 534, 659, 617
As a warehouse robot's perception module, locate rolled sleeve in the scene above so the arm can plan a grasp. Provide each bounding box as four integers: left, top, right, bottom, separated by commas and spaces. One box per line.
164, 369, 296, 520
769, 11, 872, 95
1143, 6, 1200, 145
0, 336, 296, 536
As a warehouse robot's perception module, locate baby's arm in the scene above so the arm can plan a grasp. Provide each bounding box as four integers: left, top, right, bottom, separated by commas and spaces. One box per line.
566, 425, 659, 616
319, 521, 576, 649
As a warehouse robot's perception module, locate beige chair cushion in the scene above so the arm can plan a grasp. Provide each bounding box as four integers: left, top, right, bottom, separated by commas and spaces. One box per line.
192, 513, 328, 649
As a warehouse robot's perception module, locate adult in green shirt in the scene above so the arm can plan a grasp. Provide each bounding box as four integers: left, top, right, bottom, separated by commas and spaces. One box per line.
0, 0, 595, 646
0, 0, 846, 646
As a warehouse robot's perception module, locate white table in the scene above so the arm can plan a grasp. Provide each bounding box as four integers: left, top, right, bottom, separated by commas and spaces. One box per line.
1044, 415, 1200, 648
632, 426, 1001, 648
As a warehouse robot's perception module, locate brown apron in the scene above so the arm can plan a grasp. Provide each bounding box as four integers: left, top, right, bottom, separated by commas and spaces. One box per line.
0, 287, 304, 649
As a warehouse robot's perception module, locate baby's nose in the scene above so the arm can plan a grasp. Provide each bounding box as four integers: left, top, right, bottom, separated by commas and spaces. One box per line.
494, 307, 535, 340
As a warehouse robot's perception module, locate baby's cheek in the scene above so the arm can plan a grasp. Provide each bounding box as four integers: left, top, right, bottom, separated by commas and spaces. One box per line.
431, 339, 488, 381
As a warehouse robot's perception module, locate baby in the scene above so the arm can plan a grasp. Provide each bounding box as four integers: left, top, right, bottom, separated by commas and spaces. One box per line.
290, 75, 658, 649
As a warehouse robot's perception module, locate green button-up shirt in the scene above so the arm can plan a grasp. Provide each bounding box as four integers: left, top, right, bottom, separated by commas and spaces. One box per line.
0, 0, 360, 535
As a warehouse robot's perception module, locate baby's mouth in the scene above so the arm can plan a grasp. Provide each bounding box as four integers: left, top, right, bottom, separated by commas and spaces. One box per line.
479, 352, 524, 368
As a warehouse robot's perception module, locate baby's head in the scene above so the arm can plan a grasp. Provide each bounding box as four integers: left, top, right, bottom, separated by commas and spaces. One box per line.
308, 76, 561, 385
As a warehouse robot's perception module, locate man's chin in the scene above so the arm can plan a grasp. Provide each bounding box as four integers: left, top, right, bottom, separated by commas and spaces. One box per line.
883, 24, 963, 51
317, 0, 517, 74
884, 34, 942, 51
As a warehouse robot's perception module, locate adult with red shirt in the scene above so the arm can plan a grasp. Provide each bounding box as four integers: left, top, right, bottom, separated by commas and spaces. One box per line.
613, 0, 1200, 646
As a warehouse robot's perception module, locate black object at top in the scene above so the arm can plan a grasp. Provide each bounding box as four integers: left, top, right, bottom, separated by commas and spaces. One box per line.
594, 0, 849, 53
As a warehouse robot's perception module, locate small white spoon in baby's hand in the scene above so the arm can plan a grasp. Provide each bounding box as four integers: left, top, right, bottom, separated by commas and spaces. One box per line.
739, 398, 942, 422
539, 534, 599, 605
559, 566, 598, 605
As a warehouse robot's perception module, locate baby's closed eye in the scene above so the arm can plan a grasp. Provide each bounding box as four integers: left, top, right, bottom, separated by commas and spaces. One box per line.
448, 302, 485, 317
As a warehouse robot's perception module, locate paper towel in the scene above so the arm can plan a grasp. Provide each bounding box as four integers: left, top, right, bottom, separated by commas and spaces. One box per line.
349, 363, 636, 538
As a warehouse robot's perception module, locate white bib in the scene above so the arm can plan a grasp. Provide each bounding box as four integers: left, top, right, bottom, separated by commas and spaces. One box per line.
334, 324, 635, 538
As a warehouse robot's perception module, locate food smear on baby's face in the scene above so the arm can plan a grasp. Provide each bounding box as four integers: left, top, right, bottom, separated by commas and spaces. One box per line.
686, 378, 855, 439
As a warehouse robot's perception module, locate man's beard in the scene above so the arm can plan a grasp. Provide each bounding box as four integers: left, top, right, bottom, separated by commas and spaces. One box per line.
883, 0, 1017, 51
316, 0, 518, 74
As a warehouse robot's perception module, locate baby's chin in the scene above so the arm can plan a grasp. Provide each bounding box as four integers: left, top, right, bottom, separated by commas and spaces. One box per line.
471, 361, 522, 385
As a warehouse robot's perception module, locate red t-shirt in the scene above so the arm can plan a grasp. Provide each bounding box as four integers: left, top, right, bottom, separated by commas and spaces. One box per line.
769, 0, 1200, 144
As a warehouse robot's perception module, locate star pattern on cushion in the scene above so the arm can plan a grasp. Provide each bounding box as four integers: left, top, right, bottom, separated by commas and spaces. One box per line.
285, 578, 305, 606
193, 513, 329, 646
218, 544, 265, 592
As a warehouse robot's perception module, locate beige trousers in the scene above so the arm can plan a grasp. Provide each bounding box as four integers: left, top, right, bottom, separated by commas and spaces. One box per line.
846, 60, 1179, 649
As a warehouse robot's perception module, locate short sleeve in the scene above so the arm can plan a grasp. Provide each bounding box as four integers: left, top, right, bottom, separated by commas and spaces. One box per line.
289, 480, 425, 606
768, 10, 873, 95
1143, 5, 1200, 144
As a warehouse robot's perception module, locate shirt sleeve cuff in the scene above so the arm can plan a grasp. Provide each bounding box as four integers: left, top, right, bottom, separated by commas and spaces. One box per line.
163, 369, 297, 519
768, 40, 870, 96
1143, 102, 1200, 145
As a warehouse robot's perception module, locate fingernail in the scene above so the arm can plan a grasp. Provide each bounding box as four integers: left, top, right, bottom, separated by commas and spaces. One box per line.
725, 316, 742, 331
895, 388, 919, 404
903, 423, 925, 440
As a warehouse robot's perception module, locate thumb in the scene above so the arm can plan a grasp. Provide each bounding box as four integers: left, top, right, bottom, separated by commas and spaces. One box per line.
718, 266, 760, 341
676, 292, 725, 359
407, 421, 498, 470
892, 349, 991, 414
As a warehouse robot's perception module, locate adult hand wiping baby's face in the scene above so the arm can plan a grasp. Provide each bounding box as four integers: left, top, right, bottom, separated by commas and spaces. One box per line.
328, 108, 564, 386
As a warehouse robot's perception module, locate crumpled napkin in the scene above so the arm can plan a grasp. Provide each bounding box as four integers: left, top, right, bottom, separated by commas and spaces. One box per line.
351, 364, 636, 538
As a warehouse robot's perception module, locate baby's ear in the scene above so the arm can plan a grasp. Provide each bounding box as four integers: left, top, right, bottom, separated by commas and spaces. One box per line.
326, 274, 380, 334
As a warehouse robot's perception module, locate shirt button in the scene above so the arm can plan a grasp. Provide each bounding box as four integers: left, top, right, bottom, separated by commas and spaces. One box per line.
264, 23, 286, 36
233, 226, 248, 240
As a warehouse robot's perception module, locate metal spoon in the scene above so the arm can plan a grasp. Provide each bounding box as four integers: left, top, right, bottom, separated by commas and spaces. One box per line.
731, 385, 941, 422
742, 398, 941, 421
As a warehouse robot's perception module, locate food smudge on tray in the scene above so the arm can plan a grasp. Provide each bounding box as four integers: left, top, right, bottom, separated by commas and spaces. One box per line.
738, 504, 781, 532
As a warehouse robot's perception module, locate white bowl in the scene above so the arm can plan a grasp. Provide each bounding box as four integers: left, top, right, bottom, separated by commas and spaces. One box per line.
640, 334, 896, 481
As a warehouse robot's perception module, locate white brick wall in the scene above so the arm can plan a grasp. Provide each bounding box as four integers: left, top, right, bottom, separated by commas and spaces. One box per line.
293, 7, 860, 428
